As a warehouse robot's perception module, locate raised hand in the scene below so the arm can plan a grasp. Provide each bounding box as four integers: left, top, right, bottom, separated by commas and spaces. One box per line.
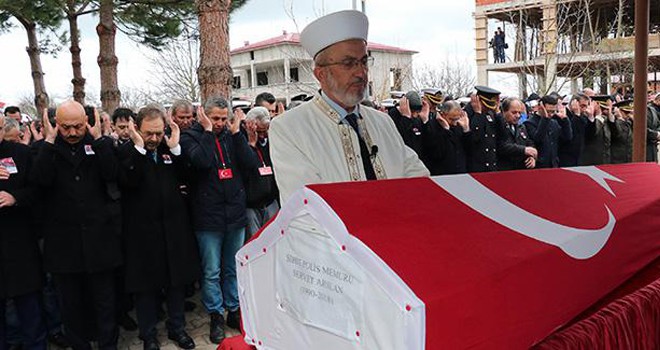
42, 109, 58, 144
228, 114, 241, 135
399, 96, 412, 118
556, 104, 568, 119
29, 121, 43, 142
164, 117, 180, 149
569, 99, 580, 116
457, 111, 470, 132
128, 119, 144, 148
276, 101, 285, 116
245, 120, 258, 147
20, 125, 32, 145
420, 99, 430, 123
87, 107, 102, 140
436, 114, 450, 130
234, 108, 246, 122
470, 93, 482, 114
196, 105, 212, 132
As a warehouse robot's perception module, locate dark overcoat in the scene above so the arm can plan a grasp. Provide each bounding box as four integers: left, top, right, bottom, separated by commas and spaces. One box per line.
0, 141, 42, 298
30, 135, 122, 273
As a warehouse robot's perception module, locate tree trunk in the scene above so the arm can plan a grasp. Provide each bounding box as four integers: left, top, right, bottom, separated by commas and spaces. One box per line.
97, 0, 120, 114
196, 0, 233, 102
19, 18, 49, 113
68, 0, 86, 104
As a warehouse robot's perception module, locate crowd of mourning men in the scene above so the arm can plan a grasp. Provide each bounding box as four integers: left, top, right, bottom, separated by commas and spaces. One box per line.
2, 85, 660, 350
0, 92, 282, 350
389, 87, 660, 175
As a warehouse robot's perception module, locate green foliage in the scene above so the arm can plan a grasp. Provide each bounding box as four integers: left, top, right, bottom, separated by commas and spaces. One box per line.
114, 0, 195, 50
113, 0, 250, 49
0, 0, 63, 29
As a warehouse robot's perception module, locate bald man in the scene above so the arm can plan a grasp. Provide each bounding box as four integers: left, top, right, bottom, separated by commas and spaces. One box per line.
31, 100, 122, 350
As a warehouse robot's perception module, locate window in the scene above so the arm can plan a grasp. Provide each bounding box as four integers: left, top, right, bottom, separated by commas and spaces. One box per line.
257, 72, 269, 86
232, 76, 241, 89
289, 67, 299, 82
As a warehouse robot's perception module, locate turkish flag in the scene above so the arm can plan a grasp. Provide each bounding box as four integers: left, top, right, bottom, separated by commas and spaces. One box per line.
308, 164, 660, 349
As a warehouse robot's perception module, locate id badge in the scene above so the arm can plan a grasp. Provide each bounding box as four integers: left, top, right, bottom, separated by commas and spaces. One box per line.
218, 168, 234, 180
486, 115, 493, 122
84, 144, 95, 155
259, 166, 273, 176
0, 157, 18, 174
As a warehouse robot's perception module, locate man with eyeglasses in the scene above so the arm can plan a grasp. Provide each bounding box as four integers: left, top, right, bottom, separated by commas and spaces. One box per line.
270, 10, 428, 204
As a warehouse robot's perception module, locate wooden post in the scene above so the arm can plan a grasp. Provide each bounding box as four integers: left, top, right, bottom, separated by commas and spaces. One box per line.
633, 0, 649, 162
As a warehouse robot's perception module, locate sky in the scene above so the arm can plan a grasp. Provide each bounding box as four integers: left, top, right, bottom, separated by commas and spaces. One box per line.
0, 0, 492, 107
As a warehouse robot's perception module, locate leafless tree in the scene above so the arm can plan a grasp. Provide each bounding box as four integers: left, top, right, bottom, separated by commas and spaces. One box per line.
412, 58, 476, 99
148, 37, 201, 103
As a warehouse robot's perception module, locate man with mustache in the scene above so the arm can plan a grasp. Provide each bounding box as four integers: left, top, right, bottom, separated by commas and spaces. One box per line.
31, 100, 122, 350
270, 10, 429, 204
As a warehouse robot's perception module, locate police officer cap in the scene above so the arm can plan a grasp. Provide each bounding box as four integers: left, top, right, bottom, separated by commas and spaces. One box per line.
301, 10, 369, 59
421, 88, 443, 105
614, 99, 633, 112
405, 90, 423, 112
475, 85, 501, 99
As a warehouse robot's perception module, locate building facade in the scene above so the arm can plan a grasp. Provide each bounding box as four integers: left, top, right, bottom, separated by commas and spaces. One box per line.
230, 31, 416, 103
475, 0, 660, 96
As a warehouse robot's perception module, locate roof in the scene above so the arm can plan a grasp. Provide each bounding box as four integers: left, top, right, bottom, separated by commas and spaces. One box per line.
231, 31, 417, 55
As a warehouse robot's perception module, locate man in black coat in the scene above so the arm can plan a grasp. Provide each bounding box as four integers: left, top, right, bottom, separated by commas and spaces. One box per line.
31, 101, 122, 350
421, 101, 471, 175
465, 86, 524, 172
524, 94, 573, 168
180, 97, 260, 344
0, 117, 47, 350
118, 106, 200, 350
559, 94, 590, 167
498, 98, 537, 171
388, 91, 428, 158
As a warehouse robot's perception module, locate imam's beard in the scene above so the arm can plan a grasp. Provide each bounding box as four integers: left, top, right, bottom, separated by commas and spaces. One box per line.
326, 71, 366, 108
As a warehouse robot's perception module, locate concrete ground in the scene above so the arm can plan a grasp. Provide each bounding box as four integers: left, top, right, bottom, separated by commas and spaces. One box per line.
117, 292, 241, 350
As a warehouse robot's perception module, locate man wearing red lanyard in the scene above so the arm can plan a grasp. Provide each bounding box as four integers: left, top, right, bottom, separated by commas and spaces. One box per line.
179, 96, 261, 344
242, 107, 279, 241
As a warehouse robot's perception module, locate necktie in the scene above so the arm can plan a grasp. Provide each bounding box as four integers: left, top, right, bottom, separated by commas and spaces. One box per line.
345, 113, 377, 180
147, 150, 157, 164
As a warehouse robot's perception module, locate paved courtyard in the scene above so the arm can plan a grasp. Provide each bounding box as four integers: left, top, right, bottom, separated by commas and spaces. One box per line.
117, 292, 241, 350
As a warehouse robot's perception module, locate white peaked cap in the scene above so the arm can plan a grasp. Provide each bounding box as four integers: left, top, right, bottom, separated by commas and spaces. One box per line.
300, 10, 369, 59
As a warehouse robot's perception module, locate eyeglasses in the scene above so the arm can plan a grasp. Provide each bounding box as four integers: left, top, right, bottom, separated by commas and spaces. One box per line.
318, 56, 374, 70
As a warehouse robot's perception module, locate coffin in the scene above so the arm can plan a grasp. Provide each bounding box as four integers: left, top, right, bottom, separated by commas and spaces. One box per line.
236, 164, 660, 349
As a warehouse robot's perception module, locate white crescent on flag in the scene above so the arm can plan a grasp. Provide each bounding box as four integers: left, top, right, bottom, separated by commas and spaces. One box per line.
433, 166, 624, 259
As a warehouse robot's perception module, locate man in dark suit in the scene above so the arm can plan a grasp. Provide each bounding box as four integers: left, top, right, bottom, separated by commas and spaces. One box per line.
524, 94, 573, 168
559, 94, 590, 167
117, 106, 199, 350
498, 98, 537, 170
0, 116, 47, 350
31, 100, 122, 350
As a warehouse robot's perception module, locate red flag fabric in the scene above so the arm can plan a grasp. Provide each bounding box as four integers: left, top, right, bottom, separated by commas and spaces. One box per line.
306, 164, 660, 349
